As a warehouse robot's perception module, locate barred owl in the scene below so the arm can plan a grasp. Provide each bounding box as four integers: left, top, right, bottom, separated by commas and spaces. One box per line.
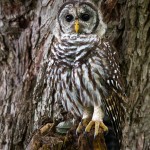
47, 1, 126, 149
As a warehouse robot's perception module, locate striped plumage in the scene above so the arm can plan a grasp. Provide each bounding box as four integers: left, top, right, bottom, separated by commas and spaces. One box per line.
47, 1, 126, 149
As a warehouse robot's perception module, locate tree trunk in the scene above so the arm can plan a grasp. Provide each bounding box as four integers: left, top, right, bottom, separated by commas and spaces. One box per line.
0, 0, 149, 150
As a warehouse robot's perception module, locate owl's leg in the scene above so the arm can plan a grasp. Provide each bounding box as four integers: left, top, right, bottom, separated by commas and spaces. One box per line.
85, 106, 108, 137
76, 106, 93, 134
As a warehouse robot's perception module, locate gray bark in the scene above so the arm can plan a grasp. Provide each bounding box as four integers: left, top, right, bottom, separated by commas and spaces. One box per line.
0, 0, 149, 150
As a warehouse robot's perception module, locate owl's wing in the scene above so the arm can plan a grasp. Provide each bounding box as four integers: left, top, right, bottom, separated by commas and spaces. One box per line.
96, 40, 126, 141
98, 40, 126, 97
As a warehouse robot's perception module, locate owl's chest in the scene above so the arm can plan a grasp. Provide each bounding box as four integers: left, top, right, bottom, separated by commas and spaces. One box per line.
49, 54, 105, 109
51, 52, 104, 92
52, 38, 99, 67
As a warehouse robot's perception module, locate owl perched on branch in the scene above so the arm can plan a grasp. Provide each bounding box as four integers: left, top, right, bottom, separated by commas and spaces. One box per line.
47, 1, 126, 149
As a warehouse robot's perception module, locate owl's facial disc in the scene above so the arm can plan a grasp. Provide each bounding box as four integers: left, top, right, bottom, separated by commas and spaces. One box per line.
58, 3, 77, 34
58, 2, 99, 34
78, 3, 99, 34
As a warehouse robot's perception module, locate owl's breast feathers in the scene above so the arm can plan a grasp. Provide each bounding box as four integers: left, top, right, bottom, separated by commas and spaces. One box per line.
52, 34, 100, 66
51, 34, 125, 94
50, 34, 126, 98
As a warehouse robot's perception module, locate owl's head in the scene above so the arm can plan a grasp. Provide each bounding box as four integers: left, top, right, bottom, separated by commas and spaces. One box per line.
58, 1, 106, 35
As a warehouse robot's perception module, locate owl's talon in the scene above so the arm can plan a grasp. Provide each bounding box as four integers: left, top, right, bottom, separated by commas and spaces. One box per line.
76, 131, 79, 136
76, 118, 90, 135
85, 120, 108, 137
85, 121, 95, 132
94, 121, 100, 137
99, 121, 108, 132
76, 122, 83, 135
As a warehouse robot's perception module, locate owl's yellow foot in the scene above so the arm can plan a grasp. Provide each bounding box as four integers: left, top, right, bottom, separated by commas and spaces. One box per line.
76, 118, 90, 135
85, 120, 108, 137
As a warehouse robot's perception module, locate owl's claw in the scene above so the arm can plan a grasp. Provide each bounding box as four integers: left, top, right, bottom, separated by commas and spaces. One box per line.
76, 118, 90, 135
76, 122, 82, 135
85, 121, 108, 137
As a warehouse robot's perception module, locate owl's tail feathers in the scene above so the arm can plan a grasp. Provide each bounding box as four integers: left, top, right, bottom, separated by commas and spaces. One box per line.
104, 116, 122, 150
104, 127, 120, 150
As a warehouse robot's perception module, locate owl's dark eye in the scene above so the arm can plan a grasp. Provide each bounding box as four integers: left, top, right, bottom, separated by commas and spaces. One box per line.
80, 13, 90, 21
65, 14, 74, 22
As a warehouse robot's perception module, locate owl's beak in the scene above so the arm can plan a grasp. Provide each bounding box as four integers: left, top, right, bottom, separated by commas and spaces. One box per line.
74, 19, 79, 33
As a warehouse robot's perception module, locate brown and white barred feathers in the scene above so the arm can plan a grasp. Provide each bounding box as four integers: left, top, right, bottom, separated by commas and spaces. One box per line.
47, 33, 126, 149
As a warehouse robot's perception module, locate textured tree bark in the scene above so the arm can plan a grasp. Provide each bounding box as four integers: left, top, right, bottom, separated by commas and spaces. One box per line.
0, 0, 149, 150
